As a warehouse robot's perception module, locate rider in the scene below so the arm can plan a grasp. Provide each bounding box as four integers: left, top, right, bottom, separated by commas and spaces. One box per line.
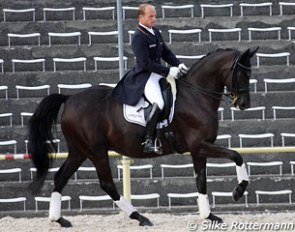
112, 4, 188, 153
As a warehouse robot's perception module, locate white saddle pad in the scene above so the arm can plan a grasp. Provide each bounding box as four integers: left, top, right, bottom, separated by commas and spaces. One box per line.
123, 97, 176, 128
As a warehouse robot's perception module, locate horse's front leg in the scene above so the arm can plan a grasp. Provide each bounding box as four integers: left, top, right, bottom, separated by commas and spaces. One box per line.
199, 142, 249, 202
191, 156, 223, 223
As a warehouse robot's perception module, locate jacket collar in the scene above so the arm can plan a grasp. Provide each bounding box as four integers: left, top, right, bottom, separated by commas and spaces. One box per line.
137, 24, 157, 42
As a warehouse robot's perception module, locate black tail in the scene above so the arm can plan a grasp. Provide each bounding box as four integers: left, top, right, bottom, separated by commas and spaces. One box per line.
28, 94, 68, 194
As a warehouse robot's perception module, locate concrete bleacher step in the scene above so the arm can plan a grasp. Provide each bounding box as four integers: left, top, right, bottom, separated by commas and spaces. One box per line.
0, 70, 119, 97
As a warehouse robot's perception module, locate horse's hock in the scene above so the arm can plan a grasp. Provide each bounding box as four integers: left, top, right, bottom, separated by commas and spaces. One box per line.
0, 0, 295, 218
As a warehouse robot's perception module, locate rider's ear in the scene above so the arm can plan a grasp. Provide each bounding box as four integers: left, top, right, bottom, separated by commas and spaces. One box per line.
248, 47, 259, 59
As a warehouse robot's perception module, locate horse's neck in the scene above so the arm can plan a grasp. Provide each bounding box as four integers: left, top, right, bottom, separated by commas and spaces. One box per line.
182, 71, 224, 111
176, 79, 222, 114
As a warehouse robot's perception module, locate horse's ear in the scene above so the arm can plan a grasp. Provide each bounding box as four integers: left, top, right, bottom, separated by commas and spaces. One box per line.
248, 47, 259, 59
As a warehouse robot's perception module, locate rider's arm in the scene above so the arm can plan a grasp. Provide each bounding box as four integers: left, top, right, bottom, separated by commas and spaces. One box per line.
131, 33, 170, 76
157, 32, 181, 67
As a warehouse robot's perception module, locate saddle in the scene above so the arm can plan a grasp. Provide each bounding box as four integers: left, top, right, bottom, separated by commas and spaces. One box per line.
123, 78, 176, 128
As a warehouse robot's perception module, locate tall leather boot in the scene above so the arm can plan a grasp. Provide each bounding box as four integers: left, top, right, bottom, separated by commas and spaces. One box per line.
143, 103, 162, 153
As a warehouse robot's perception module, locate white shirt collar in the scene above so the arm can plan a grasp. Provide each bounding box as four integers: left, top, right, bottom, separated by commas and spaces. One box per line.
139, 23, 155, 35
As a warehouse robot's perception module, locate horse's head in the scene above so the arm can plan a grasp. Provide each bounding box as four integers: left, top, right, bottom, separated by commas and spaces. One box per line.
225, 47, 259, 110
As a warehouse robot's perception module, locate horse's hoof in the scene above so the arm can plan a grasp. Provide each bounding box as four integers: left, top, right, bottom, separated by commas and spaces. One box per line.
139, 218, 153, 226
56, 217, 73, 227
139, 215, 153, 226
232, 180, 248, 201
130, 211, 153, 226
208, 213, 223, 224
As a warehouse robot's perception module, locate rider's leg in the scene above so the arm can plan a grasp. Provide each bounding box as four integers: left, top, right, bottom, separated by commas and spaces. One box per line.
143, 73, 164, 153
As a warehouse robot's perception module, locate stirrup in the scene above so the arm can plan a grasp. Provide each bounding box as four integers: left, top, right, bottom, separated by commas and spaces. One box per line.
142, 138, 162, 154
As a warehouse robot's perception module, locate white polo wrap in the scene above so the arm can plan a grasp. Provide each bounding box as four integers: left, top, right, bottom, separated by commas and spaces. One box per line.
114, 196, 137, 216
49, 191, 61, 221
197, 193, 210, 219
236, 163, 249, 183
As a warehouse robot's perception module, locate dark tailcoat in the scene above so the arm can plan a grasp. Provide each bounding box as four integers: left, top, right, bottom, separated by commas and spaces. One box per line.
111, 25, 181, 106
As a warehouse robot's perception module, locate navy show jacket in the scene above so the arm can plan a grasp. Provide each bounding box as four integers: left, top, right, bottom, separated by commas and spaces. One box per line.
111, 24, 181, 106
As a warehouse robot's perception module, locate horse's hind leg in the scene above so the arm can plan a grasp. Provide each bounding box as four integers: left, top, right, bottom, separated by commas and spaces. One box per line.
199, 142, 249, 201
49, 147, 86, 227
89, 151, 153, 226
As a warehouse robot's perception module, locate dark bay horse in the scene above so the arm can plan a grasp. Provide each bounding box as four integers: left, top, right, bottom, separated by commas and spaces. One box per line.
28, 47, 258, 227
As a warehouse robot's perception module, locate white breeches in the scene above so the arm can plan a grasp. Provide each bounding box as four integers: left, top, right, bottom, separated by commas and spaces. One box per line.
144, 72, 164, 110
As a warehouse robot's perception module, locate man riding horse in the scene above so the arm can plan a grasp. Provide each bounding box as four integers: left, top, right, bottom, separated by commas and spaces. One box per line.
112, 4, 188, 153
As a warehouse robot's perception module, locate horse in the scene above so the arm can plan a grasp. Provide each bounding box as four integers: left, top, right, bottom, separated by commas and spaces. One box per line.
28, 47, 258, 227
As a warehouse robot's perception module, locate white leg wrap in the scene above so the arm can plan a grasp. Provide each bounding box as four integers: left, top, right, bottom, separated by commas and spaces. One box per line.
114, 196, 137, 217
49, 192, 61, 221
236, 163, 249, 183
197, 193, 211, 219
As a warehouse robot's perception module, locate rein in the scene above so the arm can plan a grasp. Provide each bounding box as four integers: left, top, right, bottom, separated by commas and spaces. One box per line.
177, 53, 251, 104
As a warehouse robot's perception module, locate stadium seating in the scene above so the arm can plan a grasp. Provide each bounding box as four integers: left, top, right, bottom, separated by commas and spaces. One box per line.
256, 52, 290, 68
57, 83, 92, 94
247, 161, 283, 176
88, 31, 118, 46
82, 7, 115, 20
43, 7, 76, 21
168, 29, 202, 44
239, 3, 273, 17
7, 33, 41, 47
0, 113, 13, 127
3, 8, 35, 22
0, 197, 26, 211
208, 28, 241, 42
117, 164, 153, 181
0, 168, 22, 182
200, 4, 233, 18
48, 32, 81, 46
255, 190, 292, 206
53, 57, 87, 72
238, 133, 274, 147
247, 27, 281, 41
161, 5, 194, 19
12, 59, 46, 72
211, 191, 248, 208
279, 2, 295, 16
167, 192, 198, 209
79, 195, 114, 211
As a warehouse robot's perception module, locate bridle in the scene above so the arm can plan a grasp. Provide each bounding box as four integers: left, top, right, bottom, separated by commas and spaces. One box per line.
228, 54, 251, 105
177, 53, 252, 104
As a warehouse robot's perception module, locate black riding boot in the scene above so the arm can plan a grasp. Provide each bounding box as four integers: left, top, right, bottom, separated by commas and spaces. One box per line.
143, 103, 162, 153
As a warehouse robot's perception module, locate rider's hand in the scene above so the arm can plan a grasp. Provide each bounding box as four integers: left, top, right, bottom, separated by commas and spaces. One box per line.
178, 63, 188, 74
168, 67, 181, 79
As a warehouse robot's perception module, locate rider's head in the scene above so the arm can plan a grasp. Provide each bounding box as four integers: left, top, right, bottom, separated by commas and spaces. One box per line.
138, 4, 157, 28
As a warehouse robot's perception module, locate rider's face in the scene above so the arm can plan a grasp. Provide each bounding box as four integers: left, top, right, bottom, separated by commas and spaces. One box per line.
139, 6, 157, 28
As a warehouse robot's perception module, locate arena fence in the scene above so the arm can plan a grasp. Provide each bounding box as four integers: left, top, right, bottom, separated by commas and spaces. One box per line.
1, 146, 295, 201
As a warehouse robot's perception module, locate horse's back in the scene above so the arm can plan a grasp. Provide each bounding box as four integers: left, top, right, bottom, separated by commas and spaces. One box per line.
61, 85, 118, 129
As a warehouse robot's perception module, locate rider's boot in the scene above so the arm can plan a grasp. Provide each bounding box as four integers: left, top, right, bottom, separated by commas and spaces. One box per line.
143, 103, 162, 153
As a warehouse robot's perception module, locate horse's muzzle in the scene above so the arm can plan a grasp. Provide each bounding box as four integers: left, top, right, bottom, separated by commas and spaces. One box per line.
237, 93, 250, 110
